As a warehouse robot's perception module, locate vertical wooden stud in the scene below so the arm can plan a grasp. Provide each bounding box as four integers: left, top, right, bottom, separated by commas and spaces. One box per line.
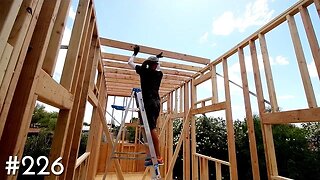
259, 34, 279, 112
222, 58, 238, 180
238, 47, 261, 180
299, 6, 320, 80
211, 65, 218, 104
250, 40, 278, 179
287, 14, 317, 108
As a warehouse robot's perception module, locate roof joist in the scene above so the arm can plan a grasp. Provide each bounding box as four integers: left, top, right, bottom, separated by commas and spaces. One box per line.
100, 38, 210, 65
104, 68, 189, 82
105, 78, 180, 89
102, 53, 203, 72
103, 60, 194, 77
104, 73, 184, 86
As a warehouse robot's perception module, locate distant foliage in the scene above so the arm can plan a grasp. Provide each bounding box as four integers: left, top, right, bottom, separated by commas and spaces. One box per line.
172, 115, 320, 180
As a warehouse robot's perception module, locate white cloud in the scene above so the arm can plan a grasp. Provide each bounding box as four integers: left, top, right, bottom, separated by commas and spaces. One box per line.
69, 6, 76, 20
198, 32, 209, 44
270, 55, 289, 65
212, 11, 236, 35
308, 61, 318, 78
212, 0, 274, 35
278, 95, 295, 100
61, 27, 71, 45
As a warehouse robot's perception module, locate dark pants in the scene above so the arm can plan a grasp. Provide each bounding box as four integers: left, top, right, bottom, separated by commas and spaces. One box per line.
143, 99, 160, 130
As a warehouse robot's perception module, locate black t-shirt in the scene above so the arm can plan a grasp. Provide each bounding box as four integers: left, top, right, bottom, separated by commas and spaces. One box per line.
135, 65, 163, 102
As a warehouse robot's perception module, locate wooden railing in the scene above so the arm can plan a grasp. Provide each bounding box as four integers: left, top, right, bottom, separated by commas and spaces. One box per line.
74, 152, 90, 180
194, 153, 230, 180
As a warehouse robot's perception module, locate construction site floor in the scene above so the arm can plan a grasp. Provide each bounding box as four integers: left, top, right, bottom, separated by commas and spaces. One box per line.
95, 172, 151, 180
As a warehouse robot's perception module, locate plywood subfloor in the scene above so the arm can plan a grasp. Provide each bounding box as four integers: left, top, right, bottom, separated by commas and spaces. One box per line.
95, 172, 151, 180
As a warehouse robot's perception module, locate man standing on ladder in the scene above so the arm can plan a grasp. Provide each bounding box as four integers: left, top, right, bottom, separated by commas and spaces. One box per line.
128, 45, 164, 166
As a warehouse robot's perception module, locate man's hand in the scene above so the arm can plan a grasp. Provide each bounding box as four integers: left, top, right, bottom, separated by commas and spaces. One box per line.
156, 52, 163, 58
133, 45, 140, 56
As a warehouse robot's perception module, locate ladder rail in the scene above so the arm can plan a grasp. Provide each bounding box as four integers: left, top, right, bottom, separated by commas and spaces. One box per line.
136, 91, 161, 179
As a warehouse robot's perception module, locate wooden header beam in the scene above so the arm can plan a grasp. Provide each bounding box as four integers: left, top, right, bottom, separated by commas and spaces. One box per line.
103, 60, 194, 77
104, 73, 184, 85
102, 53, 203, 72
105, 68, 189, 81
100, 38, 210, 65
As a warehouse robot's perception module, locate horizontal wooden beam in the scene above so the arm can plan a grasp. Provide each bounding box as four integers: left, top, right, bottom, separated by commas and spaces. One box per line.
105, 73, 183, 86
106, 86, 171, 94
262, 107, 320, 124
172, 112, 184, 119
105, 67, 189, 81
191, 102, 226, 115
100, 38, 210, 65
194, 153, 230, 166
107, 90, 165, 97
36, 69, 74, 109
88, 89, 98, 107
105, 78, 178, 89
102, 53, 203, 72
103, 60, 194, 77
194, 72, 211, 86
271, 176, 293, 180
106, 82, 173, 91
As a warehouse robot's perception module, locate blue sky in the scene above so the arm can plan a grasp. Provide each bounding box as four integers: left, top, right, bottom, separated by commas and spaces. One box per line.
41, 0, 320, 124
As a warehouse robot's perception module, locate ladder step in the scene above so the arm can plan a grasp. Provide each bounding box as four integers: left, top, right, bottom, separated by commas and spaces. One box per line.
111, 105, 125, 111
112, 156, 146, 160
114, 151, 146, 155
132, 88, 141, 92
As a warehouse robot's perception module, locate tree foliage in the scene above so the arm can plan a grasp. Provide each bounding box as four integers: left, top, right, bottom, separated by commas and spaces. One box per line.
172, 115, 320, 180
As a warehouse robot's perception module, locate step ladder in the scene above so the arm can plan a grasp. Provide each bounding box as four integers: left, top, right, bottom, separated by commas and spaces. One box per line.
103, 88, 161, 180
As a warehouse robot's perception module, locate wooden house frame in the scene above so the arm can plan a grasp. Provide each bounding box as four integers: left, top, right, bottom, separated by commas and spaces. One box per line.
0, 0, 319, 179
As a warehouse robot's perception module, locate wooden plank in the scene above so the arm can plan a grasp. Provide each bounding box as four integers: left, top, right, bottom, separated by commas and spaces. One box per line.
299, 5, 320, 80
259, 34, 279, 112
60, 0, 90, 91
0, 0, 41, 115
216, 162, 222, 180
105, 67, 189, 81
97, 102, 124, 180
42, 0, 72, 75
262, 107, 320, 124
194, 71, 211, 86
76, 152, 90, 168
211, 65, 218, 104
222, 59, 238, 180
287, 14, 317, 108
250, 40, 278, 178
164, 110, 190, 180
36, 69, 74, 109
0, 0, 23, 59
102, 53, 203, 72
65, 16, 96, 180
191, 79, 198, 180
315, 0, 320, 17
0, 0, 61, 179
107, 84, 172, 92
183, 82, 191, 180
88, 88, 98, 107
103, 60, 194, 77
0, 43, 13, 86
271, 176, 294, 180
194, 153, 230, 166
191, 102, 226, 115
105, 73, 183, 86
238, 47, 261, 180
106, 78, 178, 89
86, 80, 104, 179
100, 38, 210, 65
